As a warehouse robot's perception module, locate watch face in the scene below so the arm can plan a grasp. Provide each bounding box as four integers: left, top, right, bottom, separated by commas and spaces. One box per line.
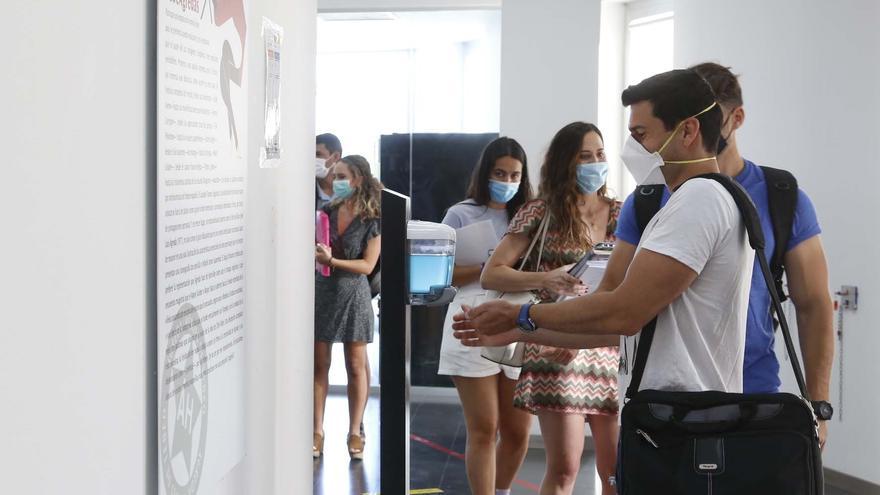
517, 318, 535, 333
517, 303, 536, 332
813, 401, 833, 420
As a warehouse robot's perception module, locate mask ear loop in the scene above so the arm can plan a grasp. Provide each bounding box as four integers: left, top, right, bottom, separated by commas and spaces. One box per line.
658, 101, 719, 164
719, 107, 740, 143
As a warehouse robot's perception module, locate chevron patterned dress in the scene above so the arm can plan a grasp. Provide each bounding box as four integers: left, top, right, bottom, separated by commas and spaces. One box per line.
509, 199, 622, 416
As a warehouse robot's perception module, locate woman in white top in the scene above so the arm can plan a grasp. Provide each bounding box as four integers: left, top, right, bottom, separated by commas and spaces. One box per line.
438, 137, 534, 495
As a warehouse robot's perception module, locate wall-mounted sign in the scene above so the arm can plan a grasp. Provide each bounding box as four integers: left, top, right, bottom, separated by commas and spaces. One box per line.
157, 0, 248, 493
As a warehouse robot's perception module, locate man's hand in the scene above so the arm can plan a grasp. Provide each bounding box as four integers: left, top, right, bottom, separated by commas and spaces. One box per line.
452, 300, 520, 336
537, 346, 579, 365
819, 421, 827, 451
453, 327, 522, 348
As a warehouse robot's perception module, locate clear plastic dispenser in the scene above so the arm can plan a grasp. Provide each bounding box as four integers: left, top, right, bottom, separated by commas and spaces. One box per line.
407, 221, 457, 306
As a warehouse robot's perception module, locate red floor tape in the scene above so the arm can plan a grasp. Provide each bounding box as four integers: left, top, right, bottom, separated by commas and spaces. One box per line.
410, 434, 542, 493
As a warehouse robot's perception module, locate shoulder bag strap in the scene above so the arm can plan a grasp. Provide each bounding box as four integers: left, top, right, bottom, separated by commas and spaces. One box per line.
625, 174, 810, 400
634, 184, 665, 235
516, 210, 551, 271
498, 211, 550, 298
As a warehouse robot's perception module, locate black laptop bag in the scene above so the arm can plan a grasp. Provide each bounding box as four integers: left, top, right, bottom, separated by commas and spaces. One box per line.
617, 174, 824, 495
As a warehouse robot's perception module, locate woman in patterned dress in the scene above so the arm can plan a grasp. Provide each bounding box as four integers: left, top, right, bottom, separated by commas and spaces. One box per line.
481, 123, 621, 495
313, 155, 382, 460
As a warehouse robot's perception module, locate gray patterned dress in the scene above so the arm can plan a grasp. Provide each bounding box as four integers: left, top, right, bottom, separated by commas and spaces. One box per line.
315, 204, 380, 343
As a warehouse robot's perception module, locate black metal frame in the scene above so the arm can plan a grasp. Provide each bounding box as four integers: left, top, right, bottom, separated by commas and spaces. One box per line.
380, 189, 411, 494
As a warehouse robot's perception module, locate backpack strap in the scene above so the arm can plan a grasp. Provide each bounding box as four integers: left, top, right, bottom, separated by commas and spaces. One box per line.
760, 166, 798, 302
634, 185, 665, 235
625, 174, 810, 400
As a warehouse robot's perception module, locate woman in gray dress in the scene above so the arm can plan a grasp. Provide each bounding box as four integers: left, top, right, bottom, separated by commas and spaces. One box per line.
313, 155, 382, 460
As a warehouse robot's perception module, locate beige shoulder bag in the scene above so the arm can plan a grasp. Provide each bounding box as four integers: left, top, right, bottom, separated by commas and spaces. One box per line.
479, 212, 551, 367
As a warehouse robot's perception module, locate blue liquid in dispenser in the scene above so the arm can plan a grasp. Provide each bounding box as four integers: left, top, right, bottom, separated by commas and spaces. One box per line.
408, 254, 454, 294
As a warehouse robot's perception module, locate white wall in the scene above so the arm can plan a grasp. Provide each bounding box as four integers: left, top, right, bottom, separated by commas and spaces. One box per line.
0, 1, 316, 493
500, 0, 603, 180
0, 2, 153, 492
266, 0, 317, 492
675, 0, 880, 485
236, 1, 317, 494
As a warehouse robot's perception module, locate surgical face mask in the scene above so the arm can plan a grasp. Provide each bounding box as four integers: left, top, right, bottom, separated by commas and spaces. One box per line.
576, 161, 609, 193
332, 179, 354, 199
620, 101, 718, 186
488, 179, 520, 204
315, 158, 330, 179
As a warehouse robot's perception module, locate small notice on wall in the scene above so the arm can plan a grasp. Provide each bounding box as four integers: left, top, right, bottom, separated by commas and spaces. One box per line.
260, 17, 283, 168
157, 0, 248, 493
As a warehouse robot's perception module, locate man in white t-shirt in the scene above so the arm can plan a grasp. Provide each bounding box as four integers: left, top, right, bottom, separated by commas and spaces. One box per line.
452, 69, 754, 394
635, 178, 753, 391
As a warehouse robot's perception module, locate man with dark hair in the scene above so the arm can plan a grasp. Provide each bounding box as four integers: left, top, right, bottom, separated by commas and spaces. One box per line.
315, 133, 343, 210
609, 62, 834, 447
453, 69, 756, 396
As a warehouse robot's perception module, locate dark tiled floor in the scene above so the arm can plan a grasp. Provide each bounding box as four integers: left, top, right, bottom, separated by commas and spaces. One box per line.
313, 396, 381, 495
316, 395, 607, 494
315, 394, 856, 495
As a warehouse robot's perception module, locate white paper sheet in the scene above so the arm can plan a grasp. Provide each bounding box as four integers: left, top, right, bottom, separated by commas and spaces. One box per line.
260, 17, 283, 168
454, 220, 499, 266
581, 260, 607, 294
559, 259, 607, 301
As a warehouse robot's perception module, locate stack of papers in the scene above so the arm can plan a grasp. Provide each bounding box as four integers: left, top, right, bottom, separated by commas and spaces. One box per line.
454, 220, 498, 266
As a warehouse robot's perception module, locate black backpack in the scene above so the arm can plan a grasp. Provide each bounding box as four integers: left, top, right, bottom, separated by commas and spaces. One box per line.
634, 166, 797, 302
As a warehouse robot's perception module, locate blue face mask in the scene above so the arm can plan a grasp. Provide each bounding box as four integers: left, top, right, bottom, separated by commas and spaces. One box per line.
333, 179, 354, 200
576, 162, 609, 193
488, 179, 520, 204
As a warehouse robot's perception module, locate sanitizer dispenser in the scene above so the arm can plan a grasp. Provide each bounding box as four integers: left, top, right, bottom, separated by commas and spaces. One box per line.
407, 221, 457, 306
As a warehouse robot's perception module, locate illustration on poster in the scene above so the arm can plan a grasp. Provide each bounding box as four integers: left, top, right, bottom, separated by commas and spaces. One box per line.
206, 0, 247, 151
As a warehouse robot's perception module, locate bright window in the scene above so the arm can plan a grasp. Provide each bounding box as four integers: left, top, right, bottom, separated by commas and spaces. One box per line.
625, 12, 674, 88
316, 10, 500, 387
316, 10, 501, 177
621, 4, 674, 193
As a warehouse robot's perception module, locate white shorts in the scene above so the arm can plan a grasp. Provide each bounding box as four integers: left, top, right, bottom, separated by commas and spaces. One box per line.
437, 293, 520, 381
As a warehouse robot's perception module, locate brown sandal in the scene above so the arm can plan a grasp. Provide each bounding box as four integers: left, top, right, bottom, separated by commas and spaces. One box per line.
313, 432, 324, 458
347, 434, 365, 460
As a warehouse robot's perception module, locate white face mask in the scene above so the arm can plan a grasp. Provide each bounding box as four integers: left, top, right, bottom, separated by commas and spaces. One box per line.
315, 158, 330, 179
620, 136, 666, 185
620, 101, 719, 186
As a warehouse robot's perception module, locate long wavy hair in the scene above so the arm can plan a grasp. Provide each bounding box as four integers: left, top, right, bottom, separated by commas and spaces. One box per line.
464, 137, 533, 220
538, 122, 614, 245
332, 155, 382, 220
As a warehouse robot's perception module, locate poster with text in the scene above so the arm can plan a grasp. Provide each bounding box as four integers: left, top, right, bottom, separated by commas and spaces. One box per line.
157, 0, 248, 493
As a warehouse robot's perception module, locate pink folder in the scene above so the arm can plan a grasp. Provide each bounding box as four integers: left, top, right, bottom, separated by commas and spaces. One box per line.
316, 211, 331, 277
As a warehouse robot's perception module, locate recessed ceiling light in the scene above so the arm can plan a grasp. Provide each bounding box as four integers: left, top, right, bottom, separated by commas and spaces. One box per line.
319, 12, 398, 22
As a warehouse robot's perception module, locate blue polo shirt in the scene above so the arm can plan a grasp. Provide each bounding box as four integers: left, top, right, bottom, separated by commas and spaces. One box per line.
615, 159, 822, 393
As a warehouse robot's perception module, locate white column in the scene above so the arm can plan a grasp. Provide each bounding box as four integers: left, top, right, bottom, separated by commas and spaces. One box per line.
500, 0, 603, 181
